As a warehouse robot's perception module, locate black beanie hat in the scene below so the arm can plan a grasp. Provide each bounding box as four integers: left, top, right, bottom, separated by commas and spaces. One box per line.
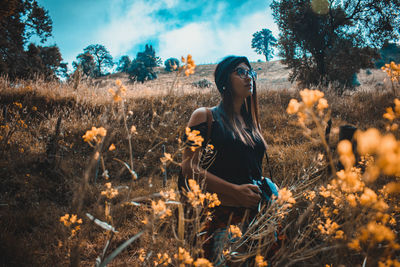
214, 56, 251, 95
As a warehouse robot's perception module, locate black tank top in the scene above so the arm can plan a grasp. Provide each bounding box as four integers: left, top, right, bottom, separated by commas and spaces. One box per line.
183, 103, 266, 186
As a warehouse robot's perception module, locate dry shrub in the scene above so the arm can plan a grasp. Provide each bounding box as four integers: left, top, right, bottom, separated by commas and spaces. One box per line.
0, 73, 399, 267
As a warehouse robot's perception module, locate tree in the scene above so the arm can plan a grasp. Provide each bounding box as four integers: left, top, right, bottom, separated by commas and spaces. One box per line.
77, 44, 114, 77
164, 57, 179, 72
72, 51, 95, 77
25, 43, 64, 80
251, 29, 277, 62
128, 44, 161, 83
271, 0, 400, 90
116, 55, 131, 73
375, 42, 400, 68
0, 0, 64, 80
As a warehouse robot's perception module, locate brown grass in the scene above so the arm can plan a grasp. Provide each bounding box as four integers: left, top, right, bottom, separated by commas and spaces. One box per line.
0, 61, 399, 266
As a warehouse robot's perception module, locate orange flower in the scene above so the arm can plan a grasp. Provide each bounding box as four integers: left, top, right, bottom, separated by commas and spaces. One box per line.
286, 99, 300, 114
278, 187, 296, 207
255, 255, 268, 267
299, 89, 324, 108
229, 225, 242, 238
193, 258, 213, 267
355, 128, 381, 155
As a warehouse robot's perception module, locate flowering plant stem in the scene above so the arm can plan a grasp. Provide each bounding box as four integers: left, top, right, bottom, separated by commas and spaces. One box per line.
310, 110, 336, 174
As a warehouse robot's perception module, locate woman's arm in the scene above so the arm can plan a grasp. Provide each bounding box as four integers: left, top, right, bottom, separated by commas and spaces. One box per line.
181, 108, 261, 208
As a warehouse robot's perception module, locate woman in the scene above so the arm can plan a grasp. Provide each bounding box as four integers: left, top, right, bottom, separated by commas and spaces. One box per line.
180, 56, 268, 263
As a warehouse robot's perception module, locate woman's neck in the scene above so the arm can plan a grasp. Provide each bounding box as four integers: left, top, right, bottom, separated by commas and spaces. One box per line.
233, 96, 245, 115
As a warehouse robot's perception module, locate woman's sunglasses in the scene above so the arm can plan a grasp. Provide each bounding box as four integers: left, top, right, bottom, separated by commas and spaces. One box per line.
234, 67, 257, 80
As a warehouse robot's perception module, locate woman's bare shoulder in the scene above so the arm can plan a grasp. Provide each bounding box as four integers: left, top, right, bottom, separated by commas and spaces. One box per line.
187, 107, 208, 127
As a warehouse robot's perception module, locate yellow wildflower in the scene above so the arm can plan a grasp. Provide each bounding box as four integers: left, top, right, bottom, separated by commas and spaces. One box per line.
185, 127, 204, 151
303, 190, 316, 201
183, 54, 196, 77
277, 187, 296, 207
318, 218, 339, 235
286, 99, 300, 114
160, 189, 177, 201
337, 140, 355, 170
101, 182, 119, 199
359, 187, 377, 206
255, 255, 268, 267
335, 230, 344, 239
337, 140, 352, 156
154, 253, 171, 266
355, 128, 381, 155
206, 192, 221, 208
300, 89, 324, 108
346, 194, 357, 207
384, 182, 400, 194
382, 61, 400, 82
82, 127, 107, 143
193, 258, 213, 267
32, 106, 37, 111
348, 239, 361, 251
359, 222, 395, 243
336, 169, 364, 193
151, 199, 172, 219
297, 111, 307, 124
138, 248, 146, 262
174, 247, 193, 265
229, 225, 242, 238
373, 199, 389, 212
394, 98, 400, 115
186, 179, 220, 208
317, 98, 329, 111
160, 152, 173, 164
383, 107, 396, 121
130, 125, 137, 134
60, 213, 83, 236
60, 213, 71, 227
13, 102, 22, 108
108, 143, 116, 151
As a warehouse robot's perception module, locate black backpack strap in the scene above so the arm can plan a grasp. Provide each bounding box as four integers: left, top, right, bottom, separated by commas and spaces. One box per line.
205, 108, 212, 143
265, 149, 274, 181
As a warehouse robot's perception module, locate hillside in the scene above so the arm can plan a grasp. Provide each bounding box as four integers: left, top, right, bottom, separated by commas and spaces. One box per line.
0, 64, 399, 266
92, 60, 389, 95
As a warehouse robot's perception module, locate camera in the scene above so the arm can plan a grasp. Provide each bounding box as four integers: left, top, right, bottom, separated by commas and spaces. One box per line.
252, 177, 279, 203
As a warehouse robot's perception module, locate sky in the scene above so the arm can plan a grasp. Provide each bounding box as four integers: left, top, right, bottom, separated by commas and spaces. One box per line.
36, 0, 279, 70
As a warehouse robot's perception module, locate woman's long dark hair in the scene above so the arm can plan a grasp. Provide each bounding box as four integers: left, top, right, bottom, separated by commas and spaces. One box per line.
214, 56, 267, 148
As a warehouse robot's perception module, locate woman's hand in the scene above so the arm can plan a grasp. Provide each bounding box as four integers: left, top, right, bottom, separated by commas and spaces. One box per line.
231, 184, 261, 208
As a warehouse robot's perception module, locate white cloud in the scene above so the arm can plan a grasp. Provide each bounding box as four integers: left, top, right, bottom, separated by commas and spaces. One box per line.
158, 10, 279, 64
91, 0, 279, 64
93, 0, 172, 58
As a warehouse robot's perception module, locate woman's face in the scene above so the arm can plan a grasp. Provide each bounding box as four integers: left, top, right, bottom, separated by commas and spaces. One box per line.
230, 62, 254, 98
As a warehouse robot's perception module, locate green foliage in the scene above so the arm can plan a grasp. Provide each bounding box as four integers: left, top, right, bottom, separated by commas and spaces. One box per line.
73, 52, 95, 77
271, 0, 400, 91
0, 0, 64, 80
164, 57, 179, 72
128, 44, 161, 83
375, 42, 400, 68
73, 44, 114, 78
116, 56, 131, 73
251, 29, 277, 62
25, 44, 64, 80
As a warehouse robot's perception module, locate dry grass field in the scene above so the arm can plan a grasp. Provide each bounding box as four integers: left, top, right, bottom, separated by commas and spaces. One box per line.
0, 60, 399, 266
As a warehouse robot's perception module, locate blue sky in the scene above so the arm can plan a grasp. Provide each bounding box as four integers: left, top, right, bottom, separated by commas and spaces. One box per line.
36, 0, 278, 69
